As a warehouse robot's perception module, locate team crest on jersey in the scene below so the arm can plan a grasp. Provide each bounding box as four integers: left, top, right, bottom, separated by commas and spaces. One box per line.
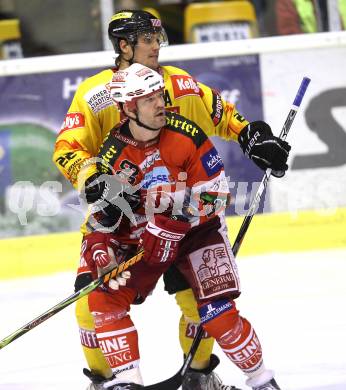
84, 85, 113, 113
171, 74, 200, 99
189, 243, 239, 299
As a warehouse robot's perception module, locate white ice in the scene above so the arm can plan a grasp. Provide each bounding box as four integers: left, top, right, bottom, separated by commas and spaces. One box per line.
0, 248, 346, 390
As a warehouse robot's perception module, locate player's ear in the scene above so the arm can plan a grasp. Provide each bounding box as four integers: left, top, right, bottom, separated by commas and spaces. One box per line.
119, 39, 131, 55
123, 102, 136, 117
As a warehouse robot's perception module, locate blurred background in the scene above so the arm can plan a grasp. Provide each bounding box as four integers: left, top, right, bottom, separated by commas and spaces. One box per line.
2, 0, 346, 58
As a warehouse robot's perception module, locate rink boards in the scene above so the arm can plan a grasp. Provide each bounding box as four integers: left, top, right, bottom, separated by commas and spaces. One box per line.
1, 207, 345, 279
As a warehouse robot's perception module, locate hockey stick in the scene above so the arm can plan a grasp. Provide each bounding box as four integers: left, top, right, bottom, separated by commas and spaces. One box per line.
146, 77, 311, 390
0, 249, 144, 350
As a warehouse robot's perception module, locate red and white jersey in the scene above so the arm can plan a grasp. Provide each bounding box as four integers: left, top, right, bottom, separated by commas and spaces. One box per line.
89, 111, 230, 242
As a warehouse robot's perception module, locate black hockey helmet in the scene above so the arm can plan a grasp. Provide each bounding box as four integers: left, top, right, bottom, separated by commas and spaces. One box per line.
108, 10, 168, 53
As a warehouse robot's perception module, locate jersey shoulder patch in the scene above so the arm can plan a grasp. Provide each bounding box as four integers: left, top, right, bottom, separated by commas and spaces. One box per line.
80, 69, 114, 114
164, 111, 207, 148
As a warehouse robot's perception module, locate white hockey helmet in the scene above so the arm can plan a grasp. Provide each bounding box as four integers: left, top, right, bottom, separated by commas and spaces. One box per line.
110, 63, 164, 109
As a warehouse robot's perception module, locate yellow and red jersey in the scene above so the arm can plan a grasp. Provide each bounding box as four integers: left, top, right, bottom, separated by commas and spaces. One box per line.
87, 111, 230, 243
53, 65, 248, 189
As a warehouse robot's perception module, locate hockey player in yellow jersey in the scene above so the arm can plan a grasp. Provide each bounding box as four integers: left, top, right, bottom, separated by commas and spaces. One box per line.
53, 10, 290, 390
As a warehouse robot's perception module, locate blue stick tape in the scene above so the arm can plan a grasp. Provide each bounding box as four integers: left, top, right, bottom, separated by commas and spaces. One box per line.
293, 77, 311, 107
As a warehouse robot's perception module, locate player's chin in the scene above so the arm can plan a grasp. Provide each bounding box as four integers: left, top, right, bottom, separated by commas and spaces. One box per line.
154, 115, 166, 128
148, 57, 159, 70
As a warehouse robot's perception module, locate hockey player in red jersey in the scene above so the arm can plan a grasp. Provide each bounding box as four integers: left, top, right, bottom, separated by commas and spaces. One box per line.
79, 63, 285, 390
53, 10, 290, 390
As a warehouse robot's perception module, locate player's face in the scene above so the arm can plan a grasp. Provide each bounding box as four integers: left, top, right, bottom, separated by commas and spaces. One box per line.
137, 90, 166, 129
133, 32, 161, 70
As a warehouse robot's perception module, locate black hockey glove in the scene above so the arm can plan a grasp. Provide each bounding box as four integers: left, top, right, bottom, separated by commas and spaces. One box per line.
238, 121, 291, 178
81, 173, 141, 228
83, 173, 108, 204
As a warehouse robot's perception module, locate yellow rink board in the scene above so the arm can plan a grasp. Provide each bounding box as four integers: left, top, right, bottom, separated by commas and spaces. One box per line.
0, 208, 345, 280
0, 232, 81, 279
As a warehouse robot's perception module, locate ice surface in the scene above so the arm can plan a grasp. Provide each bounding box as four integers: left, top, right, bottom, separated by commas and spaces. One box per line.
0, 248, 345, 389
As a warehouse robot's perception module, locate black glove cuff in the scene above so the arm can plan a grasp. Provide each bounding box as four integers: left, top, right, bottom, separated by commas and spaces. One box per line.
82, 173, 107, 204
74, 272, 93, 292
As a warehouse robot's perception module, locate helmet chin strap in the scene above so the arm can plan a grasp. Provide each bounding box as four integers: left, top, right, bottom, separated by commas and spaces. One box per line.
128, 111, 162, 132
127, 43, 136, 65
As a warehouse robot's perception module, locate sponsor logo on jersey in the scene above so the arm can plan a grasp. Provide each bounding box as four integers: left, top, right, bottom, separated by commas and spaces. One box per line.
113, 132, 139, 147
94, 311, 127, 327
199, 299, 233, 324
98, 332, 138, 368
100, 145, 118, 165
139, 149, 161, 171
224, 329, 262, 372
142, 166, 172, 189
60, 112, 85, 133
189, 243, 239, 299
218, 319, 243, 346
79, 328, 99, 348
106, 349, 134, 367
211, 90, 223, 126
84, 85, 113, 114
171, 74, 200, 99
201, 147, 224, 176
99, 334, 130, 354
185, 323, 210, 339
67, 158, 83, 185
166, 112, 200, 137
